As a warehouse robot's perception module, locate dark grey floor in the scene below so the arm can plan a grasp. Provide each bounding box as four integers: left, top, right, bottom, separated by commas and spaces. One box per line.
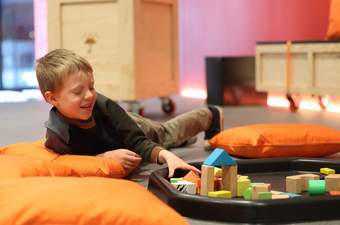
1, 95, 340, 225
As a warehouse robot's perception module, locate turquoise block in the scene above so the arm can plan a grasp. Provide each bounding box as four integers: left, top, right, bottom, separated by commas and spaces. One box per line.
203, 148, 236, 166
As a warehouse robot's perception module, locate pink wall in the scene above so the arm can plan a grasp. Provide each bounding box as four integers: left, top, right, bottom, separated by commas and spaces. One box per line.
179, 0, 331, 97
33, 0, 47, 59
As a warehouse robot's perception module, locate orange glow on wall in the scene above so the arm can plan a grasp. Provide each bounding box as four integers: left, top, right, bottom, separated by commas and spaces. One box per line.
180, 88, 207, 99
267, 94, 290, 108
267, 93, 340, 113
322, 97, 340, 113
299, 96, 322, 111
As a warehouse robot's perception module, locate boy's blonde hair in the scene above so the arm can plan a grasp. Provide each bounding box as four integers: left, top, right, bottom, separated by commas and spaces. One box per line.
36, 49, 93, 96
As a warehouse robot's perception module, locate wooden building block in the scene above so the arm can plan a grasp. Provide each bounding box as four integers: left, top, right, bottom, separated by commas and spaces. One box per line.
183, 171, 201, 194
271, 190, 284, 195
320, 168, 336, 175
203, 148, 236, 166
253, 183, 271, 191
286, 192, 301, 198
214, 177, 223, 191
271, 190, 300, 199
330, 191, 340, 196
251, 182, 265, 186
200, 165, 215, 196
222, 165, 238, 197
170, 177, 183, 184
172, 181, 196, 194
258, 192, 272, 200
272, 194, 289, 199
237, 178, 251, 197
208, 190, 232, 199
299, 174, 320, 191
252, 183, 271, 200
183, 171, 200, 184
214, 167, 222, 177
325, 174, 340, 192
308, 180, 326, 196
238, 175, 249, 181
243, 187, 253, 200
286, 175, 302, 193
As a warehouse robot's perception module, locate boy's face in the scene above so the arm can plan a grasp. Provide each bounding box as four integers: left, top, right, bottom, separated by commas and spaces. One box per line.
45, 71, 97, 120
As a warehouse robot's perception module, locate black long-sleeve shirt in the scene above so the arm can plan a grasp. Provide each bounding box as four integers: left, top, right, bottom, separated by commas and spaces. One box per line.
44, 93, 160, 162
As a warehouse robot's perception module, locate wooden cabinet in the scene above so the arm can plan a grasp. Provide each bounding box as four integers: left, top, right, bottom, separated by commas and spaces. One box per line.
47, 0, 179, 101
256, 41, 340, 96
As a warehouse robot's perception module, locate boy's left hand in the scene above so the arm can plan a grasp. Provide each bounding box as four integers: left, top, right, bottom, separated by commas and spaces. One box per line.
98, 149, 142, 174
158, 150, 200, 178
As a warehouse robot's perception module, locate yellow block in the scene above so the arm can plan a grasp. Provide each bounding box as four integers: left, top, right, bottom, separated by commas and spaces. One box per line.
237, 178, 251, 197
214, 167, 222, 177
208, 190, 232, 198
238, 175, 249, 181
320, 168, 336, 175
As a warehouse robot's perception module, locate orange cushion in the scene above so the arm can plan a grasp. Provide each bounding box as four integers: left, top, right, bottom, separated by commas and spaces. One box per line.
0, 177, 189, 225
0, 155, 53, 178
209, 124, 340, 158
54, 155, 126, 178
0, 140, 126, 178
327, 0, 340, 40
0, 140, 59, 161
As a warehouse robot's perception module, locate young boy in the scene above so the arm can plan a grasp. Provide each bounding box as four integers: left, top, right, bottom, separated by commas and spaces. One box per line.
36, 49, 223, 177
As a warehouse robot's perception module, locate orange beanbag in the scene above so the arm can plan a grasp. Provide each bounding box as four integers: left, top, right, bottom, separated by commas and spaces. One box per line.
209, 124, 340, 158
327, 0, 340, 40
0, 177, 189, 225
0, 140, 126, 178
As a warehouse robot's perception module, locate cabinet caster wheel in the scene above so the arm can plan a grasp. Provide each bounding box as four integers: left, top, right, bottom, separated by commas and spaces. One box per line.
160, 97, 176, 115
128, 101, 144, 116
286, 94, 299, 112
317, 96, 326, 111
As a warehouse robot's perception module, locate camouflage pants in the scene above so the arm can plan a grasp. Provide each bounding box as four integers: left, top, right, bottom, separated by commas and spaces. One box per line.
128, 108, 212, 148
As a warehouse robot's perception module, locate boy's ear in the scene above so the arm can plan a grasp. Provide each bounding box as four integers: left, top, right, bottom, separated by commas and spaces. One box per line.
44, 91, 57, 105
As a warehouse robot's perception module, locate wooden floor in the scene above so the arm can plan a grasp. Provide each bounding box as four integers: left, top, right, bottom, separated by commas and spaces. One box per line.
2, 95, 340, 225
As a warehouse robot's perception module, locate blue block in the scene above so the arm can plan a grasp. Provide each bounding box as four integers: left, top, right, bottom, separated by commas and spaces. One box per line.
286, 192, 301, 198
203, 148, 236, 166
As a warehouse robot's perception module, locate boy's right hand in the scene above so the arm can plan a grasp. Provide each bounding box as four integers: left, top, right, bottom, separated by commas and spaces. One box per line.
158, 149, 200, 178
101, 149, 142, 172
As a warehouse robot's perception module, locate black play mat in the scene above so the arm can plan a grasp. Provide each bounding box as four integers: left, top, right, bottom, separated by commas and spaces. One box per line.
148, 158, 340, 224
